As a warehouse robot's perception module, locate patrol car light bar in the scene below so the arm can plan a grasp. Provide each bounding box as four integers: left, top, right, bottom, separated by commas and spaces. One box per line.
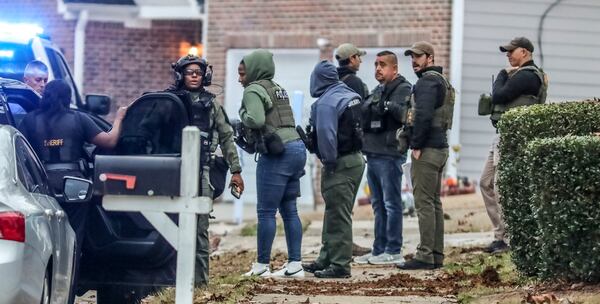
0, 22, 44, 42
0, 50, 14, 58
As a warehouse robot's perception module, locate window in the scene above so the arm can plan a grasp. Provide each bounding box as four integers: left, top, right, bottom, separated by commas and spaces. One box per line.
14, 136, 50, 195
45, 47, 81, 107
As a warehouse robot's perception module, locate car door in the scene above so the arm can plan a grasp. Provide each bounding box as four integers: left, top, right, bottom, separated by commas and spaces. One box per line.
14, 135, 73, 302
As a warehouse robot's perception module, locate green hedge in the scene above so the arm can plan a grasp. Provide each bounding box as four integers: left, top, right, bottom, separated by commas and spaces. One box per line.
527, 136, 600, 281
496, 101, 600, 276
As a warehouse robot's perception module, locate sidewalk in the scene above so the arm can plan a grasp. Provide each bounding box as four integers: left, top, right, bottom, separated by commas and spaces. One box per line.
209, 195, 494, 303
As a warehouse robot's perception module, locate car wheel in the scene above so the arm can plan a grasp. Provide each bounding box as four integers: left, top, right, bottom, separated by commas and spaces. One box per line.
40, 269, 51, 304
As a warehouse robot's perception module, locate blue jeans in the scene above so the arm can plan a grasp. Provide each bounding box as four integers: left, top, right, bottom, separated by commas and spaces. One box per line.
256, 140, 307, 264
366, 154, 406, 255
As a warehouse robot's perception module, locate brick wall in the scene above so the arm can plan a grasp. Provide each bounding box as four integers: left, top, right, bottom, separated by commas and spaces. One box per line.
0, 0, 201, 111
84, 20, 201, 107
207, 0, 453, 95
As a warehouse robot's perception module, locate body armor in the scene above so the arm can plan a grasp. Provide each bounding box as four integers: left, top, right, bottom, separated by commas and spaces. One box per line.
490, 66, 547, 123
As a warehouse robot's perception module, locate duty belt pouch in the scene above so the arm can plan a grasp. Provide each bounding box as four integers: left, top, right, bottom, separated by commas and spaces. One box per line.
478, 94, 493, 116
395, 128, 410, 154
264, 132, 285, 155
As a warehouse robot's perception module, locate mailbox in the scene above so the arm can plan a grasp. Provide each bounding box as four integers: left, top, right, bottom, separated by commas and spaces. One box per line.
94, 155, 181, 196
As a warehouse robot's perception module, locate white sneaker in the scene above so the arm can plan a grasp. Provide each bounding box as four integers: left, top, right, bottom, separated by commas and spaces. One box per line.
271, 261, 305, 278
368, 253, 405, 265
354, 253, 373, 264
242, 263, 271, 277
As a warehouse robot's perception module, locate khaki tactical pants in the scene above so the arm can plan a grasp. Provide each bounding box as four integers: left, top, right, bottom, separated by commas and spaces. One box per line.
412, 148, 448, 265
479, 135, 505, 242
316, 153, 365, 273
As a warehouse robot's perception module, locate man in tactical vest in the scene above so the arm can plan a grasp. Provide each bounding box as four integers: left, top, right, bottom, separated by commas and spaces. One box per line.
335, 43, 369, 100
354, 51, 412, 266
167, 54, 244, 285
480, 37, 547, 254
237, 50, 307, 278
398, 41, 454, 270
301, 60, 365, 278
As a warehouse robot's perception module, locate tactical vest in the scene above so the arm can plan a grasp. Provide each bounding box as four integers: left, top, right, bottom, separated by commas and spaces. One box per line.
490, 66, 547, 123
407, 70, 455, 130
253, 80, 295, 134
362, 81, 410, 134
33, 111, 81, 164
309, 99, 363, 157
188, 91, 219, 166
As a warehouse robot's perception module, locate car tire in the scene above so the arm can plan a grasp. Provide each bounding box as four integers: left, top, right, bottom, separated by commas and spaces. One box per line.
40, 268, 51, 304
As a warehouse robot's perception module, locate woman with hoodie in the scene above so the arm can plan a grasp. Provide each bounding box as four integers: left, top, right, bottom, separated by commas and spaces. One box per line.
238, 49, 307, 277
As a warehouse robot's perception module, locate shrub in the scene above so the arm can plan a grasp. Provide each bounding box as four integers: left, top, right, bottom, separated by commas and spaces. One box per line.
527, 136, 600, 281
496, 101, 600, 275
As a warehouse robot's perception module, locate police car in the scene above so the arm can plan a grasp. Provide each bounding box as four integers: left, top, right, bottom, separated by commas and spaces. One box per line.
1, 23, 177, 303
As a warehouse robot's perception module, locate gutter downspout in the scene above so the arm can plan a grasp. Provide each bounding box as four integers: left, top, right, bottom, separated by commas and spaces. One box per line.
74, 10, 88, 94
201, 0, 208, 59
448, 0, 465, 178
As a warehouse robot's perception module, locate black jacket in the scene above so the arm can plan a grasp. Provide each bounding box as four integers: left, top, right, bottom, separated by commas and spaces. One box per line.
492, 60, 542, 105
362, 75, 412, 157
337, 65, 368, 100
409, 66, 448, 149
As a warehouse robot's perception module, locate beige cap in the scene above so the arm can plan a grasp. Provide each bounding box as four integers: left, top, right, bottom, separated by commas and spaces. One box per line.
335, 43, 367, 61
500, 37, 534, 52
404, 41, 435, 56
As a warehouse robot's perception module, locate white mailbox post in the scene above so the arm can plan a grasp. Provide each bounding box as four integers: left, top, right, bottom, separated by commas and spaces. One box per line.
102, 127, 211, 304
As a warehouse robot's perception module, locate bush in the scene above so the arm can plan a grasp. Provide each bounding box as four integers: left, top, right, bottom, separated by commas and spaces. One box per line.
496, 101, 600, 275
527, 136, 600, 281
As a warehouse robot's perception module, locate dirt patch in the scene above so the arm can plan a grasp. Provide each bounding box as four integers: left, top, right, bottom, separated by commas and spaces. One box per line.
479, 266, 502, 287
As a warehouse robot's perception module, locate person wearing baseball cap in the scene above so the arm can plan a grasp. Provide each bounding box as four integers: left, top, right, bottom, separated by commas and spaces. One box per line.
480, 36, 547, 255
335, 43, 369, 100
398, 41, 453, 270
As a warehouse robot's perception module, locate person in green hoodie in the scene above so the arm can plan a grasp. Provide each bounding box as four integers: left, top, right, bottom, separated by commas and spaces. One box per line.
238, 49, 307, 278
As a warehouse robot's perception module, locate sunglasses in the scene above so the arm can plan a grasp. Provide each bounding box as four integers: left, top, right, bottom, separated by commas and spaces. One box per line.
183, 69, 203, 76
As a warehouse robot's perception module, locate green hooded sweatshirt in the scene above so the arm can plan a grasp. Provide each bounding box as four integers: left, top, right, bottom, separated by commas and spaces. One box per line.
239, 49, 299, 143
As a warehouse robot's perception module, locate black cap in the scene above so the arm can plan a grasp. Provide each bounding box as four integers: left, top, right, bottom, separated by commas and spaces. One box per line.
500, 37, 534, 53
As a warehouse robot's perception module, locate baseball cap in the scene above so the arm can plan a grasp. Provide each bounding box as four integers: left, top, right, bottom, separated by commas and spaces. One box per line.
335, 43, 366, 61
404, 41, 435, 56
500, 37, 534, 52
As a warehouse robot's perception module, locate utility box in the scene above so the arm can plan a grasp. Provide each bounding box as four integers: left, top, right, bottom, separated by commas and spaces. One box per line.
94, 155, 181, 196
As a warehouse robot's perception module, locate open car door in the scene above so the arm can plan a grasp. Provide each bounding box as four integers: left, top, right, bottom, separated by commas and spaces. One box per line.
116, 92, 189, 155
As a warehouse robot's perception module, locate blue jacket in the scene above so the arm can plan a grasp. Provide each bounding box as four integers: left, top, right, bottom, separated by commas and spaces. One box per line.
309, 60, 360, 168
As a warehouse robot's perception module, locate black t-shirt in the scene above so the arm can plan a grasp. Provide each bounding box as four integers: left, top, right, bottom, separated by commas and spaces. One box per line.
19, 110, 103, 162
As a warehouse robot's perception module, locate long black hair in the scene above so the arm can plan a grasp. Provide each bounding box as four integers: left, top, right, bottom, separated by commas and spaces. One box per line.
39, 79, 72, 117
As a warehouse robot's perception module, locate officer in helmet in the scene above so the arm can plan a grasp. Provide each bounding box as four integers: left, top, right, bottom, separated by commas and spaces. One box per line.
166, 54, 244, 286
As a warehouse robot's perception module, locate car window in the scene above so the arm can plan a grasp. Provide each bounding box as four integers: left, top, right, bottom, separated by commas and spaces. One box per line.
14, 136, 50, 195
0, 42, 34, 81
46, 47, 80, 107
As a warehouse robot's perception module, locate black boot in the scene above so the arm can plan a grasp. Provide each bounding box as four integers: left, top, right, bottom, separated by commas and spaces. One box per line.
484, 240, 509, 254
302, 261, 326, 273
314, 267, 351, 278
396, 259, 435, 270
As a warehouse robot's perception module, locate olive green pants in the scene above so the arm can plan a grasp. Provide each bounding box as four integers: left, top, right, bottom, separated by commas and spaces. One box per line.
411, 148, 448, 265
315, 153, 365, 273
195, 166, 212, 286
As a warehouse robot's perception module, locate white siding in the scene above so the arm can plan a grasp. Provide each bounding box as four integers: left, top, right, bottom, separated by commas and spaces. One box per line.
460, 0, 600, 179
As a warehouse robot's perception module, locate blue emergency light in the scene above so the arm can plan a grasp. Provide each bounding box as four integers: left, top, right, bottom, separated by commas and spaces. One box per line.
0, 22, 44, 43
